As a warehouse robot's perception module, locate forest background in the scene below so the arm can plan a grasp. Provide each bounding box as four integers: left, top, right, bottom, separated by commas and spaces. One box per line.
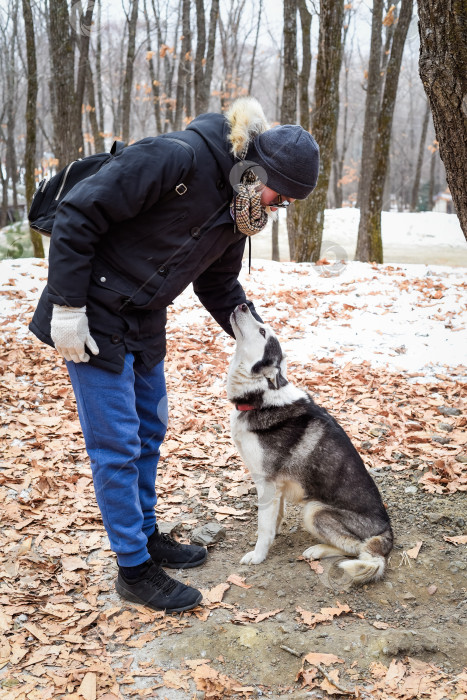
0, 0, 466, 264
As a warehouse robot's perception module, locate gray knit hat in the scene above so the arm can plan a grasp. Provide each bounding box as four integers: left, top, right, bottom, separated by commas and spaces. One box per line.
247, 124, 319, 199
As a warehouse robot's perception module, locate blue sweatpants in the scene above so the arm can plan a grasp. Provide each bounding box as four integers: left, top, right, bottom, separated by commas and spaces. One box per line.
66, 354, 168, 566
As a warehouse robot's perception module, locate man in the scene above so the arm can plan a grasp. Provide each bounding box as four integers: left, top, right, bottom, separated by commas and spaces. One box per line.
29, 97, 319, 613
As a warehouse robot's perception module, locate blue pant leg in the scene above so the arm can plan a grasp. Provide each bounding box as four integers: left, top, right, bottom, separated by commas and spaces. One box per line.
133, 359, 168, 538
66, 354, 149, 567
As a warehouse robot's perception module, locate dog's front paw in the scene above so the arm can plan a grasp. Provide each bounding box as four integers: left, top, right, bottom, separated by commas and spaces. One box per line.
302, 544, 325, 560
240, 550, 266, 565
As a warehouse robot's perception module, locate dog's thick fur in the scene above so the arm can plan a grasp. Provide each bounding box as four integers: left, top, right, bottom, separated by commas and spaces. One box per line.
227, 305, 393, 587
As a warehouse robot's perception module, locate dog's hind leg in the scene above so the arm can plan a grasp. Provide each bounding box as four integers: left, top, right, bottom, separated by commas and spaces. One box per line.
302, 501, 391, 585
241, 477, 280, 565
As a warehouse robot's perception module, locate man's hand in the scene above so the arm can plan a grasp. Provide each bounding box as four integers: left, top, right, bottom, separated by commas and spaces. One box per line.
50, 305, 99, 363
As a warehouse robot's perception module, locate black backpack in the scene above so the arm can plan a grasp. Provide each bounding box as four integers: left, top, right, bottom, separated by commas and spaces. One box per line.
28, 138, 194, 237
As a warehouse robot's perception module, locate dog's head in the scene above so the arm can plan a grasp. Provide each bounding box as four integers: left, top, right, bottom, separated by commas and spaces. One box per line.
227, 304, 287, 402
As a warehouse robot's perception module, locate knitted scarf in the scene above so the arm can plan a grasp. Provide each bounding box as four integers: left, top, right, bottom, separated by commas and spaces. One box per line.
230, 167, 269, 237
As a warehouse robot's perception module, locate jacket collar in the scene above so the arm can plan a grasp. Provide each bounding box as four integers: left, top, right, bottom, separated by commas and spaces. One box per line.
186, 113, 235, 186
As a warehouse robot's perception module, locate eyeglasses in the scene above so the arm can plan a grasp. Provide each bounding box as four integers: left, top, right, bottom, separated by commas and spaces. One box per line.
270, 195, 291, 208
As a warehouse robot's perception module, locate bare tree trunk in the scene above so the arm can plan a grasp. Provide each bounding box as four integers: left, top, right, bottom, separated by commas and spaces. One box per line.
96, 0, 105, 137
290, 0, 345, 262
174, 0, 191, 129
193, 0, 219, 115
86, 62, 105, 152
5, 0, 19, 212
281, 0, 298, 124
48, 0, 94, 166
248, 0, 262, 95
144, 0, 162, 133
297, 0, 311, 131
281, 0, 298, 259
356, 0, 383, 213
203, 0, 219, 112
22, 0, 44, 257
356, 0, 413, 262
121, 0, 139, 142
410, 99, 430, 211
418, 0, 467, 238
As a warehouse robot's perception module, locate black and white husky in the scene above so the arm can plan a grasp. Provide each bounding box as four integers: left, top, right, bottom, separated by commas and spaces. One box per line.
227, 304, 393, 587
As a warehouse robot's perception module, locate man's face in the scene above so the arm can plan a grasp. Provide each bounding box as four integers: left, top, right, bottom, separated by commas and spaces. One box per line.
259, 186, 296, 211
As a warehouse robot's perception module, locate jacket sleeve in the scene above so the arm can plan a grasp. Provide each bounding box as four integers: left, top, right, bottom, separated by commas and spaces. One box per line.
192, 235, 263, 337
47, 138, 193, 308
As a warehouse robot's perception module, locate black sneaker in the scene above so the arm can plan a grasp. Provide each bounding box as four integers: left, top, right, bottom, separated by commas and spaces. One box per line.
116, 559, 202, 613
147, 525, 207, 569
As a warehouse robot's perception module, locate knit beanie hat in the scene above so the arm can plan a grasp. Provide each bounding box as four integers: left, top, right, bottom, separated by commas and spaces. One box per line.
246, 124, 319, 200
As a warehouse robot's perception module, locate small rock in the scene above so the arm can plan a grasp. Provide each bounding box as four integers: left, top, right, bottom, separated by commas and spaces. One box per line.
425, 512, 448, 524
277, 590, 286, 598
455, 455, 467, 464
438, 422, 454, 432
191, 522, 227, 546
157, 521, 182, 536
404, 486, 417, 494
403, 592, 416, 600
237, 627, 258, 648
427, 585, 437, 595
431, 435, 451, 445
437, 406, 461, 417
17, 614, 28, 622
361, 441, 373, 451
374, 629, 438, 657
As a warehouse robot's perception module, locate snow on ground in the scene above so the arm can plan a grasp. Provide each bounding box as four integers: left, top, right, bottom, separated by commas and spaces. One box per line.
252, 208, 467, 266
2, 253, 465, 384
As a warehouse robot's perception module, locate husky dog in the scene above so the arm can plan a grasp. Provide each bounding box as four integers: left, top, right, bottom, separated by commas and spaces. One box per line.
227, 304, 393, 587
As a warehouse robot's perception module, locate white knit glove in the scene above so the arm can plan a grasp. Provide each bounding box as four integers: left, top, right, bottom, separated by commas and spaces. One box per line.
50, 305, 99, 363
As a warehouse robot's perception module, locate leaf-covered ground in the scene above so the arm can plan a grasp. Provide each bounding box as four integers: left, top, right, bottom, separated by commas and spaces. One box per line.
0, 258, 466, 699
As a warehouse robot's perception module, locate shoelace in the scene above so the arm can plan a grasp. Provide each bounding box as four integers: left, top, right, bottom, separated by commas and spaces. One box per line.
158, 532, 184, 549
147, 564, 178, 595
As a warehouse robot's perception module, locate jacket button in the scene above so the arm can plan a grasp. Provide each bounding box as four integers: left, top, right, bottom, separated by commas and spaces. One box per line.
190, 227, 200, 239
111, 334, 120, 344
216, 179, 225, 189
100, 276, 106, 282
158, 265, 168, 276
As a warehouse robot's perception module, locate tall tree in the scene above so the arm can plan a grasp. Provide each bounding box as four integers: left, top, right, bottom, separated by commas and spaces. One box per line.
297, 0, 312, 131
355, 0, 384, 212
22, 0, 44, 257
288, 0, 345, 262
121, 0, 140, 142
418, 0, 467, 240
174, 0, 191, 129
355, 0, 413, 262
48, 0, 95, 166
410, 99, 430, 211
194, 0, 219, 115
281, 0, 298, 259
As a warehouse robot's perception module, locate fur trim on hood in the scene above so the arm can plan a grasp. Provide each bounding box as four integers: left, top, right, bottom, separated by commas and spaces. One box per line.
226, 97, 269, 158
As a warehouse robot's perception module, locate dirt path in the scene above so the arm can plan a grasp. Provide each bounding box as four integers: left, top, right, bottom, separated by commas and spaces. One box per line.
103, 461, 466, 698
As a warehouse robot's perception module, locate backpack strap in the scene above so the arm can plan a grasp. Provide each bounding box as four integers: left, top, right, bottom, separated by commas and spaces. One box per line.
110, 140, 125, 156
157, 137, 196, 205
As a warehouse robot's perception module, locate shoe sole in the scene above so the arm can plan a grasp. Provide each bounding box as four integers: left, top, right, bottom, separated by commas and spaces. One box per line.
115, 580, 203, 613
157, 549, 208, 570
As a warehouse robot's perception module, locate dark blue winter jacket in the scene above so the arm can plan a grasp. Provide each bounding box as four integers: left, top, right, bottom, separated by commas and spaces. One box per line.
29, 113, 261, 373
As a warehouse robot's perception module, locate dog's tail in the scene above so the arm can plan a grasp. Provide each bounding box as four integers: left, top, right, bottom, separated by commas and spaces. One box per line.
338, 528, 393, 586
